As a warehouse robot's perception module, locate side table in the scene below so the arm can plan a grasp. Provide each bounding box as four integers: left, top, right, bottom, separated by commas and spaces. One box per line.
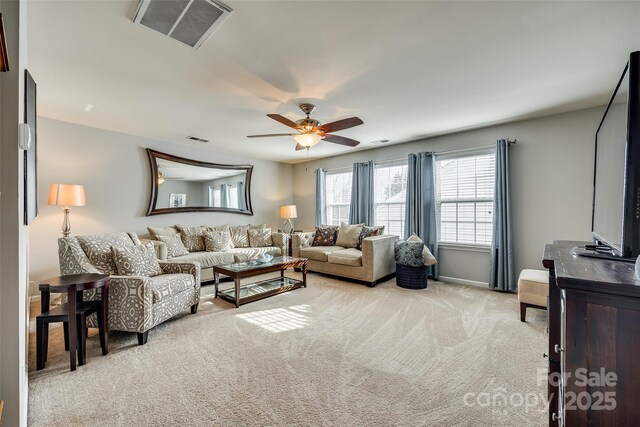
38, 273, 110, 371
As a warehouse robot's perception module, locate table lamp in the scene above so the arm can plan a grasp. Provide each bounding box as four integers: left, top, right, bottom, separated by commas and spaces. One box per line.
48, 184, 85, 237
280, 205, 297, 234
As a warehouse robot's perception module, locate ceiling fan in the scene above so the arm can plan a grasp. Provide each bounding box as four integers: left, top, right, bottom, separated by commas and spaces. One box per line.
247, 104, 363, 151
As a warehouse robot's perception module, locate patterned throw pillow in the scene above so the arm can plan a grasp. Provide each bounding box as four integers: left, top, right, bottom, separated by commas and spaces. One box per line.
175, 224, 207, 252
248, 228, 273, 247
204, 230, 234, 252
147, 226, 180, 240
208, 224, 230, 233
335, 223, 364, 248
157, 234, 189, 258
356, 226, 385, 250
181, 234, 205, 252
111, 243, 163, 277
394, 241, 425, 267
250, 223, 268, 229
312, 225, 339, 246
229, 225, 250, 248
407, 233, 438, 266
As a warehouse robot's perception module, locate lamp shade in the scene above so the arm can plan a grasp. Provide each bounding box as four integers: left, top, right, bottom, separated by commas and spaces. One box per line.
48, 184, 86, 207
280, 205, 298, 219
293, 133, 322, 148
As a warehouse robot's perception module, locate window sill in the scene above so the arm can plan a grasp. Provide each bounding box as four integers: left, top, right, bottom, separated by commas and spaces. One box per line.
438, 243, 491, 253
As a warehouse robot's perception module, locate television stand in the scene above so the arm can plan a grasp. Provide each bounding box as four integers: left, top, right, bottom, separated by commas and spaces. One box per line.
571, 245, 636, 263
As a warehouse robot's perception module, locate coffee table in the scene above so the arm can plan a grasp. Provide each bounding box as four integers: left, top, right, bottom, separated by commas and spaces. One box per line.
213, 256, 307, 307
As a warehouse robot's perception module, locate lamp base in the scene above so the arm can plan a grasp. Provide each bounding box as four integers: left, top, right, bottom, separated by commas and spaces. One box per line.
283, 218, 294, 234
62, 207, 71, 237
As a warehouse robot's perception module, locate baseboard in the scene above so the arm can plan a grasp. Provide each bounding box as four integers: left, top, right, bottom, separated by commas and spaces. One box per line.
438, 276, 489, 288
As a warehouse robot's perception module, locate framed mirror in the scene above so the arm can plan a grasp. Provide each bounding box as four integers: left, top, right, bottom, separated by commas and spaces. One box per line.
147, 149, 253, 216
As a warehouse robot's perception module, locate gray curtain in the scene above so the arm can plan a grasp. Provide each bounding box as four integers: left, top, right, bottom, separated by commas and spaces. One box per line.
315, 168, 327, 226
236, 181, 245, 210
489, 139, 515, 291
220, 184, 230, 208
348, 161, 375, 225
405, 152, 438, 279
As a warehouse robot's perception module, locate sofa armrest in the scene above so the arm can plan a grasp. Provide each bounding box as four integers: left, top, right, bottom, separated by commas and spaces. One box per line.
141, 239, 168, 261
159, 262, 201, 291
104, 276, 155, 333
292, 232, 315, 257
362, 234, 399, 281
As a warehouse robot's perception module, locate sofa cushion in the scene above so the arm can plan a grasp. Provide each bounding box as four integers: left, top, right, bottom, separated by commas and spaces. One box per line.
328, 248, 363, 267
77, 232, 137, 274
150, 273, 194, 303
394, 241, 425, 267
299, 246, 345, 262
204, 230, 234, 252
335, 223, 364, 248
147, 226, 180, 239
157, 234, 189, 258
111, 243, 163, 277
312, 225, 338, 246
356, 226, 385, 250
172, 251, 235, 268
407, 233, 438, 266
229, 246, 282, 262
229, 225, 250, 248
248, 228, 273, 247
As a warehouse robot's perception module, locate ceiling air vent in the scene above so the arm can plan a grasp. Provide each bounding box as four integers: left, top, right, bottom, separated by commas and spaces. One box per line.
187, 136, 209, 143
133, 0, 232, 50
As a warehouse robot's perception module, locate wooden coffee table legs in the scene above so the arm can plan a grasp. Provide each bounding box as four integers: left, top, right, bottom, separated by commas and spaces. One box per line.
234, 276, 241, 308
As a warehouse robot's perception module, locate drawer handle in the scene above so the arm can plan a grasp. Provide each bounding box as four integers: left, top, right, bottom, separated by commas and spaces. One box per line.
554, 344, 564, 353
552, 412, 562, 423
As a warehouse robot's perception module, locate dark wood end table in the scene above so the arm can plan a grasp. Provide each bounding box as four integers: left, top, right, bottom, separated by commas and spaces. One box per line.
38, 273, 110, 371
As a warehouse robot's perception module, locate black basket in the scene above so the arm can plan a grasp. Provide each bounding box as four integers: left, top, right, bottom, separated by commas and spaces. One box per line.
396, 263, 428, 289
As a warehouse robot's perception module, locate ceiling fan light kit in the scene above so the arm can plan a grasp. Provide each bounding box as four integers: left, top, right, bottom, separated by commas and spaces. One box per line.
247, 104, 364, 151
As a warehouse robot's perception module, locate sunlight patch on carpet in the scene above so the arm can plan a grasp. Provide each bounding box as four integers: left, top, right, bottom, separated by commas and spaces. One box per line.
237, 305, 309, 332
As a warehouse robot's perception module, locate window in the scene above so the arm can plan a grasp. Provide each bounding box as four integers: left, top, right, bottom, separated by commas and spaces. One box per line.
374, 162, 408, 236
436, 152, 495, 246
209, 187, 220, 207
325, 171, 352, 225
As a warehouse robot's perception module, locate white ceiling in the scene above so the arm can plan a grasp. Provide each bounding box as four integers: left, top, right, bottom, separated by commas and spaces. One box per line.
27, 1, 640, 163
157, 158, 245, 181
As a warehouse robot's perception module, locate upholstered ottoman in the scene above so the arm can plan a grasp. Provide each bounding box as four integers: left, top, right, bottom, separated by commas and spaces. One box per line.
518, 269, 548, 322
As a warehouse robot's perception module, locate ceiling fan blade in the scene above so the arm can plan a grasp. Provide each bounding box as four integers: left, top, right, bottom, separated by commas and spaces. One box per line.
247, 133, 297, 138
267, 114, 301, 130
323, 134, 360, 147
318, 117, 363, 134
295, 143, 307, 151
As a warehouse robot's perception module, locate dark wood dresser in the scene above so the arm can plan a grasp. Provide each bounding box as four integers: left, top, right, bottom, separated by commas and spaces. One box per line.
543, 240, 640, 426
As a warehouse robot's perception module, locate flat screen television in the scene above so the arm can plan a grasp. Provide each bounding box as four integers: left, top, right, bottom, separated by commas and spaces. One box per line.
591, 51, 640, 259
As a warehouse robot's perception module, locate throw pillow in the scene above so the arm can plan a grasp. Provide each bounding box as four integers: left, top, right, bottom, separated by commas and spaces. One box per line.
248, 228, 273, 247
312, 225, 339, 246
356, 226, 385, 250
204, 230, 234, 252
407, 233, 438, 266
229, 225, 250, 248
335, 223, 364, 248
250, 223, 268, 229
208, 224, 230, 233
157, 234, 189, 258
147, 226, 180, 240
111, 243, 163, 277
394, 241, 425, 268
181, 234, 205, 252
175, 225, 208, 235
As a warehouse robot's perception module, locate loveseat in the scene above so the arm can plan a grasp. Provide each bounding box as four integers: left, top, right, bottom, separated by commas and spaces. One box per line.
58, 232, 200, 344
292, 230, 398, 287
146, 225, 286, 282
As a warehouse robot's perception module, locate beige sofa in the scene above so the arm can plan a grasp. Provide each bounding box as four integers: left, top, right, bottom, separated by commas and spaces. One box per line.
147, 225, 286, 282
292, 232, 398, 287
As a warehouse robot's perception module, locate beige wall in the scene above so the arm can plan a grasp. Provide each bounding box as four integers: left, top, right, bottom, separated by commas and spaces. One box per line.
293, 107, 603, 283
28, 117, 294, 284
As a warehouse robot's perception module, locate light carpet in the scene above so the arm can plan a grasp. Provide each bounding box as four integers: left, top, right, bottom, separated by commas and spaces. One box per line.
28, 272, 548, 426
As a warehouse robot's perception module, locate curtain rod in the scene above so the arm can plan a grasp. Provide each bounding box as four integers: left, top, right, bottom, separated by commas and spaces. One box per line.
322, 139, 516, 172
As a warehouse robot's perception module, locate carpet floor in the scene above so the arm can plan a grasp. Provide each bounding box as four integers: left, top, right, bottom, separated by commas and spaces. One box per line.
28, 272, 548, 426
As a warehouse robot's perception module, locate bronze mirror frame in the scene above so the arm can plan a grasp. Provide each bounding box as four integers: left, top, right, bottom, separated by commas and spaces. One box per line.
146, 149, 254, 216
